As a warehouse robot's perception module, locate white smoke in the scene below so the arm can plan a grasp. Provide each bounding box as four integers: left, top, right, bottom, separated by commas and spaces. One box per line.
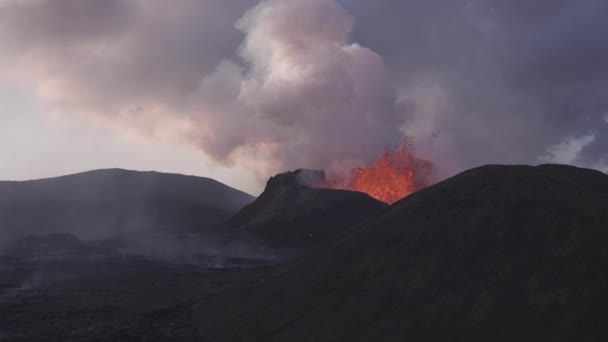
2, 0, 608, 184
541, 133, 596, 165
540, 133, 608, 173
190, 0, 405, 175
0, 0, 407, 182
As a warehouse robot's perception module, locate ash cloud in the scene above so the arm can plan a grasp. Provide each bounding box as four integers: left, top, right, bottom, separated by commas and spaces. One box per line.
344, 0, 608, 176
1, 0, 608, 182
191, 0, 404, 175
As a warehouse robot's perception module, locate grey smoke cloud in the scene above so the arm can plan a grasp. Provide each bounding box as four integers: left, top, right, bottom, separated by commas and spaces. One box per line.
344, 0, 608, 174
1, 0, 607, 182
190, 0, 404, 174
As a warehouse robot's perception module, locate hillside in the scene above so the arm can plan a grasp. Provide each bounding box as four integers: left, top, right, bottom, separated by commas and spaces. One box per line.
223, 169, 387, 249
0, 169, 254, 241
197, 164, 608, 341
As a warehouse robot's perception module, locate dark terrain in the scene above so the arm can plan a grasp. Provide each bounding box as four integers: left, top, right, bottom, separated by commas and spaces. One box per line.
223, 169, 386, 249
1, 165, 607, 341
0, 169, 262, 341
0, 252, 266, 341
196, 164, 608, 341
0, 168, 383, 341
0, 169, 255, 241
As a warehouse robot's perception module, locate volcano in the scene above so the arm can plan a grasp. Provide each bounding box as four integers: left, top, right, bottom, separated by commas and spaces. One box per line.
222, 169, 387, 249
197, 164, 608, 341
322, 141, 433, 204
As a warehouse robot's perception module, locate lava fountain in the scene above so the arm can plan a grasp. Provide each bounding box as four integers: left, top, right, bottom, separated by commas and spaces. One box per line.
323, 141, 433, 204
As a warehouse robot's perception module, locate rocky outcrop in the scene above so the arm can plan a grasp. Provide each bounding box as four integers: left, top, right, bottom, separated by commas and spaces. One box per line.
224, 169, 387, 249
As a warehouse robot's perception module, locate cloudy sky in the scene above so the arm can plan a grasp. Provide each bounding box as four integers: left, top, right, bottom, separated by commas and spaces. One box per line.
1, 0, 607, 194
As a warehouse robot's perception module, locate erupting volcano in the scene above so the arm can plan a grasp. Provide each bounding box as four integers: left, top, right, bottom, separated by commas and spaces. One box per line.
323, 141, 433, 204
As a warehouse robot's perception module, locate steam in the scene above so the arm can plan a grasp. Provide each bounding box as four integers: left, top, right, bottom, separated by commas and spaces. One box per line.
0, 0, 404, 180
541, 133, 596, 165
541, 133, 608, 173
345, 0, 608, 176
188, 0, 405, 175
0, 231, 278, 302
1, 0, 608, 182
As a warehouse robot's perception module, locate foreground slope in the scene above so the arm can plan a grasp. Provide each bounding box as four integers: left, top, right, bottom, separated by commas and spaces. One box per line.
198, 164, 608, 341
0, 169, 254, 241
223, 169, 387, 249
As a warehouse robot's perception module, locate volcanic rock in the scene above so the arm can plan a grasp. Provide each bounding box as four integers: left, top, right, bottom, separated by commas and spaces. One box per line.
198, 164, 608, 341
1, 233, 118, 259
0, 169, 255, 241
223, 169, 387, 249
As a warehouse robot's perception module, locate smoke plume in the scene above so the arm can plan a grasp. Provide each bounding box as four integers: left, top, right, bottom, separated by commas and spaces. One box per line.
192, 0, 405, 174
1, 0, 608, 183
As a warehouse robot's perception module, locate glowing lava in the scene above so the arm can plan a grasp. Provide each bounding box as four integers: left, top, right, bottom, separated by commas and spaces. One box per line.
324, 141, 432, 204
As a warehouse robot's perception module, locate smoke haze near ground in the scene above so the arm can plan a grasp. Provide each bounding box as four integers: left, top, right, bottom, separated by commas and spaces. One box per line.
1, 0, 607, 183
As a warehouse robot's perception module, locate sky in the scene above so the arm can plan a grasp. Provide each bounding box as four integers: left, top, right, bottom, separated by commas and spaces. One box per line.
0, 81, 259, 193
1, 0, 607, 194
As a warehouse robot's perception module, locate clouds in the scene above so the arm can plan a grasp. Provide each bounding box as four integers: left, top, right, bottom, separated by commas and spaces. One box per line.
1, 0, 405, 178
192, 0, 404, 173
1, 0, 607, 183
0, 0, 255, 123
0, 0, 133, 47
541, 133, 608, 173
541, 133, 596, 165
343, 0, 608, 173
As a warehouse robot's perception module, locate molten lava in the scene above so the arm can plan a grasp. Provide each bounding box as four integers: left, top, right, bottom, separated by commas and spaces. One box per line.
324, 141, 432, 204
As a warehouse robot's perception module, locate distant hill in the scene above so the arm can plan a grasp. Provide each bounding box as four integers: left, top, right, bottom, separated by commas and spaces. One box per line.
198, 165, 608, 341
223, 169, 387, 249
0, 169, 254, 241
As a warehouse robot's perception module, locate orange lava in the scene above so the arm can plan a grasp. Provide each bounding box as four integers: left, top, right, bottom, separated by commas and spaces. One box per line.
324, 141, 432, 204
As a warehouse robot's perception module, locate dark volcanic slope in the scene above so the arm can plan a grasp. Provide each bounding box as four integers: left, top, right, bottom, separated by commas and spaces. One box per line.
0, 169, 254, 241
224, 169, 387, 249
199, 164, 608, 342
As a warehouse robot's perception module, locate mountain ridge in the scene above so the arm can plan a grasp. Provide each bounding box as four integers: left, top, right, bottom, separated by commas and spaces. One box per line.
0, 168, 255, 241
197, 164, 608, 341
